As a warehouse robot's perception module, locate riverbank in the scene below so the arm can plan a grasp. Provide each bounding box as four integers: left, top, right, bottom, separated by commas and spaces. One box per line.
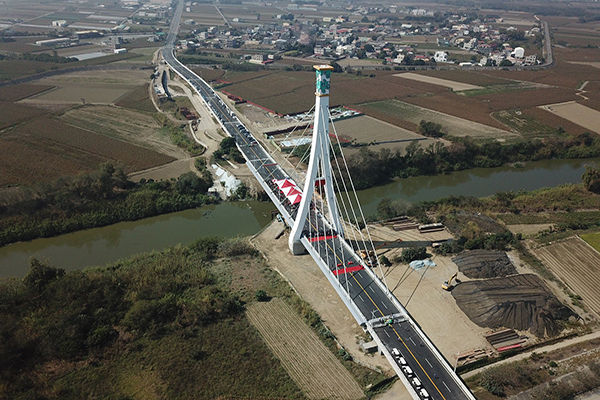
0, 165, 215, 248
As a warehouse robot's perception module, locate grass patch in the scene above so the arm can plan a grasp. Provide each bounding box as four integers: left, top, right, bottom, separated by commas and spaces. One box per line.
115, 83, 156, 113
492, 109, 558, 136
580, 231, 600, 252
460, 82, 539, 97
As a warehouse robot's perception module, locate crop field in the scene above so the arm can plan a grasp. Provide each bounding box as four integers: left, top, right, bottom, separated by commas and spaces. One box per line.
557, 47, 600, 63
23, 69, 150, 105
394, 72, 483, 91
485, 50, 599, 89
246, 298, 364, 400
358, 99, 516, 140
0, 37, 44, 53
60, 105, 187, 159
541, 102, 600, 134
521, 106, 589, 135
0, 116, 173, 187
581, 232, 600, 253
555, 31, 600, 47
222, 70, 447, 115
402, 85, 579, 132
533, 236, 600, 318
491, 110, 558, 137
416, 70, 512, 87
0, 101, 49, 130
0, 84, 54, 101
332, 115, 439, 152
114, 83, 156, 113
184, 3, 226, 26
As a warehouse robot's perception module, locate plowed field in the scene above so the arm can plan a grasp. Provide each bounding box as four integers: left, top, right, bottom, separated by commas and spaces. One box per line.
533, 236, 600, 318
246, 298, 364, 400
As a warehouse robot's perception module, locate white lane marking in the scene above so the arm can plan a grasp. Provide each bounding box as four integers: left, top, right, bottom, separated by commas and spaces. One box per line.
382, 302, 388, 309
348, 281, 353, 286
356, 272, 362, 278
409, 337, 416, 346
443, 381, 451, 392
358, 295, 365, 302
369, 286, 375, 293
425, 358, 433, 368
385, 330, 390, 338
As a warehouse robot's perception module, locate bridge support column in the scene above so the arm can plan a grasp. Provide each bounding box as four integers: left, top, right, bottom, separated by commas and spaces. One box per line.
289, 65, 344, 255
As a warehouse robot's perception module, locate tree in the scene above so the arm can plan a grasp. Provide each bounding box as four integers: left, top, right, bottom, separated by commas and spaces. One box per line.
330, 61, 343, 73
398, 247, 428, 263
175, 172, 211, 194
23, 258, 65, 293
582, 165, 600, 193
418, 120, 444, 137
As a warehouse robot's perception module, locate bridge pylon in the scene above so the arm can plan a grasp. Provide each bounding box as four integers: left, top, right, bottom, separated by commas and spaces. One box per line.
289, 65, 344, 255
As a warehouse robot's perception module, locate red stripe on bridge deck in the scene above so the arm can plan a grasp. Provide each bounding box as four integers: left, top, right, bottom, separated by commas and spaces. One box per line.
332, 265, 364, 276
263, 163, 276, 167
308, 235, 337, 242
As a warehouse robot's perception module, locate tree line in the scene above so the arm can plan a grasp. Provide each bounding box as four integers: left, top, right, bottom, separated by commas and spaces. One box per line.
0, 163, 215, 247
338, 132, 600, 190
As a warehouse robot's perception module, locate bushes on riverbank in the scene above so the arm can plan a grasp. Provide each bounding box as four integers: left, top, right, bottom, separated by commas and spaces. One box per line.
0, 164, 216, 247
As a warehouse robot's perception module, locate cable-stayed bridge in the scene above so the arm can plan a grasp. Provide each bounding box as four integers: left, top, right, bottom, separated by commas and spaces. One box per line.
162, 3, 476, 399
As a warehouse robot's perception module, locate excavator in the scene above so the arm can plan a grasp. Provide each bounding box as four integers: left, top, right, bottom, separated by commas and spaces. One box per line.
442, 272, 459, 291
360, 239, 402, 267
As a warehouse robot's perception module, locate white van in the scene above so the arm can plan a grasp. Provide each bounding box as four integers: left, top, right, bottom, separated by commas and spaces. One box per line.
401, 366, 413, 376
411, 377, 421, 388
391, 348, 401, 357
419, 388, 430, 398
398, 357, 407, 366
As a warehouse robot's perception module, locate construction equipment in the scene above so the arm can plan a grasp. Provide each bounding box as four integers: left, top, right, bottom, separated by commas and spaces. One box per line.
359, 239, 402, 267
442, 272, 459, 291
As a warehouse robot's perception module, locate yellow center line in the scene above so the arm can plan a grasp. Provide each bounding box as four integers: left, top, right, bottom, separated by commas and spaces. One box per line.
320, 237, 448, 400
391, 326, 447, 400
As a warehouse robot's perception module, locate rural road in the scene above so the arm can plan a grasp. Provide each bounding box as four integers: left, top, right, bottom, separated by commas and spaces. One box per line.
461, 330, 600, 379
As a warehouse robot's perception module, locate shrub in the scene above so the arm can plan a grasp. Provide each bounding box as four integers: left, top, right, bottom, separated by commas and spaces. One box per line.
397, 247, 428, 263
255, 289, 268, 302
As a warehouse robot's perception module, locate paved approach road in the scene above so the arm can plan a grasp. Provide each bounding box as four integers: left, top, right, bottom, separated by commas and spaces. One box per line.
162, 3, 475, 399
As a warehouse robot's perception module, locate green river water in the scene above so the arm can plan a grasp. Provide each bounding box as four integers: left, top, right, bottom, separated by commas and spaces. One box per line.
1, 157, 598, 278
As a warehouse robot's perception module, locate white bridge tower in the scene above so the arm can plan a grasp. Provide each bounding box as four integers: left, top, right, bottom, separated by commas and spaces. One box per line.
289, 65, 345, 255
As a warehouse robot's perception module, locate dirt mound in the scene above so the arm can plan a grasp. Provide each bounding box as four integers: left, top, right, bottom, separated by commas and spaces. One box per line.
452, 274, 575, 337
452, 250, 517, 279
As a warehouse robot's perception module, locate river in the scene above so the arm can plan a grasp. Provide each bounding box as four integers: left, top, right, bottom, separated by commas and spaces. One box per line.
0, 201, 273, 278
1, 157, 598, 278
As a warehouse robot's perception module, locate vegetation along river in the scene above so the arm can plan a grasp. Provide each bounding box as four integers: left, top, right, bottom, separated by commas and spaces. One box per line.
1, 157, 598, 278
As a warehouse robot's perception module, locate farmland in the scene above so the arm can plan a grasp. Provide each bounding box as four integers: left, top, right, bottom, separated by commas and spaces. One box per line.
0, 101, 49, 130
491, 109, 558, 137
60, 105, 188, 159
246, 298, 364, 400
220, 70, 447, 115
533, 236, 600, 318
394, 72, 483, 91
0, 83, 53, 101
357, 99, 516, 140
416, 70, 513, 87
222, 68, 582, 139
581, 232, 600, 253
0, 116, 174, 187
331, 115, 439, 154
23, 69, 149, 105
541, 102, 600, 134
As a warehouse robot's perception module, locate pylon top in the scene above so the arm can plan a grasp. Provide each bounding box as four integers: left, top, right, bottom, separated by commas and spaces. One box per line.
313, 65, 334, 71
